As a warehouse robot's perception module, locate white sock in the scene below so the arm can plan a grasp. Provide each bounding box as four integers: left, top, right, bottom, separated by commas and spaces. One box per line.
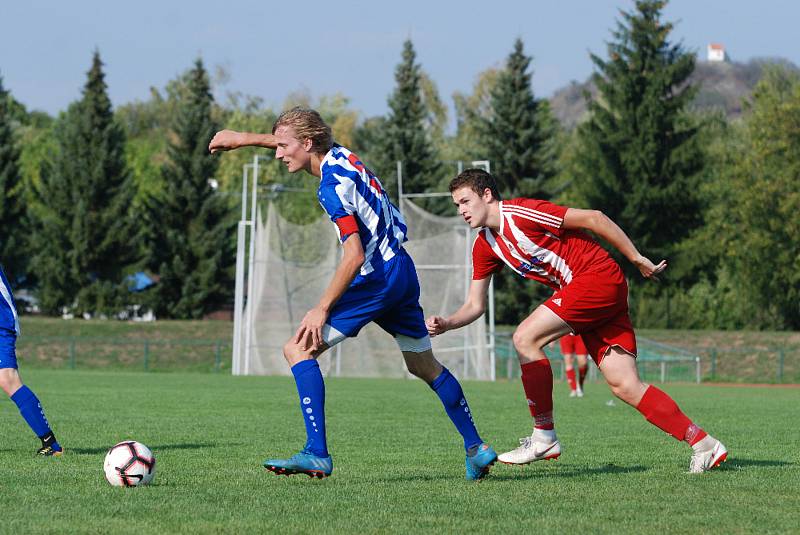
691, 435, 715, 453
532, 428, 557, 442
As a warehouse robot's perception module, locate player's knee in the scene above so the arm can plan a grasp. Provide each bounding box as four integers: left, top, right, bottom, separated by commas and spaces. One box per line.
405, 359, 426, 379
404, 353, 441, 383
0, 368, 21, 396
410, 365, 438, 384
282, 340, 303, 365
512, 328, 547, 354
608, 379, 640, 403
511, 328, 530, 351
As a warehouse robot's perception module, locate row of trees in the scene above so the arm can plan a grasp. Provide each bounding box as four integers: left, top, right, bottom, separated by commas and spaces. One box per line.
1, 0, 798, 329
0, 55, 234, 318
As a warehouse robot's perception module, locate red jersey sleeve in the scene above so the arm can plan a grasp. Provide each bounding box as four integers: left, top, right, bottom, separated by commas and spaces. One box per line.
472, 232, 504, 280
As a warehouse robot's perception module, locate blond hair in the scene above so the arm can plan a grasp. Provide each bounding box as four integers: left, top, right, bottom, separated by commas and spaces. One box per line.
272, 107, 333, 154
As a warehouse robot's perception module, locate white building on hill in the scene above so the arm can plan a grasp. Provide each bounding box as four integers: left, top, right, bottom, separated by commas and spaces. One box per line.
707, 43, 728, 62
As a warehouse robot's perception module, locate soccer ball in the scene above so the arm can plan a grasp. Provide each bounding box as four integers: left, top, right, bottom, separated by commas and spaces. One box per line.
103, 441, 156, 487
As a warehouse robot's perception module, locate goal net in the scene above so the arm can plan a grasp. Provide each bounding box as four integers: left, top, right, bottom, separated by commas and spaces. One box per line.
231, 158, 496, 380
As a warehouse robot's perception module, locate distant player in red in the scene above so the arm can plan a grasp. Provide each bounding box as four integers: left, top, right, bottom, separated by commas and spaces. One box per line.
426, 169, 727, 473
560, 333, 589, 397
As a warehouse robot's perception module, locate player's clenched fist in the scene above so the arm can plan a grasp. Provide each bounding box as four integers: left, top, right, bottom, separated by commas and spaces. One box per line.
208, 129, 244, 153
426, 316, 449, 337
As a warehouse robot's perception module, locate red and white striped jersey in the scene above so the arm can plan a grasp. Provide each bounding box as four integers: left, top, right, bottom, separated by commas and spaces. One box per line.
471, 198, 619, 290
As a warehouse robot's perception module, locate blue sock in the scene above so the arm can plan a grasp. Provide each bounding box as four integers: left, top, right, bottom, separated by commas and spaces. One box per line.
291, 360, 328, 458
430, 368, 483, 452
11, 385, 60, 449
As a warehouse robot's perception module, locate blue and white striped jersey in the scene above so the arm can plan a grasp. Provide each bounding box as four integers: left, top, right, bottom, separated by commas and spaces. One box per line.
317, 144, 408, 283
0, 267, 20, 335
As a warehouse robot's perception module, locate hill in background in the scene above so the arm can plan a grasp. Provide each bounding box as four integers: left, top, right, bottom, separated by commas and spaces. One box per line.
549, 57, 800, 129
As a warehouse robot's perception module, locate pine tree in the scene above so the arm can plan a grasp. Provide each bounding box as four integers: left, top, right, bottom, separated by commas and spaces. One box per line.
142, 58, 235, 318
377, 40, 441, 204
473, 39, 560, 324
31, 51, 138, 314
477, 38, 558, 198
574, 1, 704, 277
0, 73, 27, 286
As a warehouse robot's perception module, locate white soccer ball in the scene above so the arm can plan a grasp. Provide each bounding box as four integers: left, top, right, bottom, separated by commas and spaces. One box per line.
103, 441, 157, 487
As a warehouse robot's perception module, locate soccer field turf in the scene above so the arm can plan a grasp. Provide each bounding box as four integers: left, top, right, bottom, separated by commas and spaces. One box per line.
1, 371, 798, 534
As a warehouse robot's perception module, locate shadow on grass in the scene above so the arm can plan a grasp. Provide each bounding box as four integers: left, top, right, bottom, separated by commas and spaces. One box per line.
722, 458, 793, 470
69, 442, 219, 455
487, 462, 649, 481
378, 463, 648, 482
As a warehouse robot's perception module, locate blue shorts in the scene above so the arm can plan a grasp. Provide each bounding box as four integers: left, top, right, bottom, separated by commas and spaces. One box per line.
0, 328, 18, 369
325, 249, 428, 341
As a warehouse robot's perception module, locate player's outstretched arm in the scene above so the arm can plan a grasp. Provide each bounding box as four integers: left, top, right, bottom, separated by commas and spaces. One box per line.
208, 130, 279, 153
562, 208, 667, 280
426, 277, 491, 336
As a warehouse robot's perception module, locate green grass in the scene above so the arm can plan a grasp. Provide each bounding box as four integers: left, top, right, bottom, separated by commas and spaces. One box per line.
18, 317, 233, 340
2, 370, 799, 534
16, 318, 233, 373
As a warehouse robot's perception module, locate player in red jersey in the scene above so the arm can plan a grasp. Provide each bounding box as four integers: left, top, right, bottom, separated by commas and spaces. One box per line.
426, 169, 727, 473
559, 333, 589, 397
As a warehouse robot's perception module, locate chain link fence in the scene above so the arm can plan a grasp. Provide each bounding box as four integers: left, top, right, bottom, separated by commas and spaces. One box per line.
493, 332, 798, 384
12, 333, 799, 383
494, 334, 699, 383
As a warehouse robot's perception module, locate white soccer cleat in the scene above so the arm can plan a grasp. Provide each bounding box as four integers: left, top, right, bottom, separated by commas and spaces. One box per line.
576, 386, 584, 398
569, 390, 577, 398
689, 436, 728, 474
498, 430, 561, 465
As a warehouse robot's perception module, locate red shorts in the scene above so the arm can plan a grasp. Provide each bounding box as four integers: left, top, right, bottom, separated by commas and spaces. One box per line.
544, 264, 636, 365
559, 333, 587, 355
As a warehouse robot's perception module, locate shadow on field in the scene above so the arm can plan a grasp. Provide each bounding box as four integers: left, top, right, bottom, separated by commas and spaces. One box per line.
486, 463, 648, 481
69, 442, 218, 455
379, 463, 648, 482
723, 458, 793, 469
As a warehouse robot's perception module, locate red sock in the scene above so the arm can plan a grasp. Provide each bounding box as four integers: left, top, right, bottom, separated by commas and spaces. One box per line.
684, 424, 708, 446
566, 368, 577, 391
578, 365, 588, 388
521, 360, 554, 430
636, 385, 705, 442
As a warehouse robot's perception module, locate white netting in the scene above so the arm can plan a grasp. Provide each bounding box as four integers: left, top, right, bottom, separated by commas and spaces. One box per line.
234, 199, 493, 380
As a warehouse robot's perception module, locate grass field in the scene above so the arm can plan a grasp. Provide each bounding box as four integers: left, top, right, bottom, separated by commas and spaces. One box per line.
2, 370, 799, 534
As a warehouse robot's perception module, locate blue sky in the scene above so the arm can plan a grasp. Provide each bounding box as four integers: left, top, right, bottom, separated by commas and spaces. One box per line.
1, 0, 797, 119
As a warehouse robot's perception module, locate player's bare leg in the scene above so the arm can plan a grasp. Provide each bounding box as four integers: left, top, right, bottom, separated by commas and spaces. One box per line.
402, 348, 442, 383
0, 367, 23, 396
596, 347, 648, 406
499, 305, 572, 465
403, 347, 497, 480
599, 347, 727, 473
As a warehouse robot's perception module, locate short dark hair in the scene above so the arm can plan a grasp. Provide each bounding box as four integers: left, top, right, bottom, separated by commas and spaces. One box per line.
449, 169, 502, 201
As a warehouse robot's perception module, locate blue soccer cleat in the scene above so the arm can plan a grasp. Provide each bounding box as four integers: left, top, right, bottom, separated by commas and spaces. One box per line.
465, 443, 497, 481
263, 449, 333, 479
